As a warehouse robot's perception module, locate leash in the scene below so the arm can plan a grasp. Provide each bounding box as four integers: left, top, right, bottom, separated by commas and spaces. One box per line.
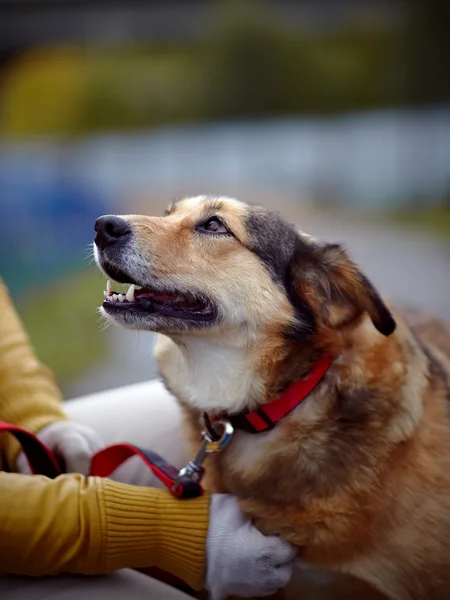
0, 356, 332, 494
0, 419, 234, 499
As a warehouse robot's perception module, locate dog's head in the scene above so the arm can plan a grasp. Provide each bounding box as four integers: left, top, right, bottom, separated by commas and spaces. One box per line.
94, 195, 395, 347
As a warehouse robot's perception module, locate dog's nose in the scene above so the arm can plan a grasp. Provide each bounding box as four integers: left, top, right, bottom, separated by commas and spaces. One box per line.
94, 215, 131, 249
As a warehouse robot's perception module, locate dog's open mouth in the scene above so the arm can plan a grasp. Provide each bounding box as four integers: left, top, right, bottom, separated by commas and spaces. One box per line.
102, 279, 216, 321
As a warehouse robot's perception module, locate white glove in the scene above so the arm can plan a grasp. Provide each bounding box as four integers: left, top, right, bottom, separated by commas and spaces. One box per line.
206, 494, 297, 600
16, 421, 104, 476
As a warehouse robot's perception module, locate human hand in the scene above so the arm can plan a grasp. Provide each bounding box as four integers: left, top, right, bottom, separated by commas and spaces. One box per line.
206, 494, 297, 600
16, 421, 104, 476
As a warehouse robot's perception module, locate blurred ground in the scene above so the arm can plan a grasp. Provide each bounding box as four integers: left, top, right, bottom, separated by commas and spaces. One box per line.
66, 190, 450, 398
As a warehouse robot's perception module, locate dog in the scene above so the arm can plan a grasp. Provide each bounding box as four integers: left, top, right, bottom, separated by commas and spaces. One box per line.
94, 195, 450, 600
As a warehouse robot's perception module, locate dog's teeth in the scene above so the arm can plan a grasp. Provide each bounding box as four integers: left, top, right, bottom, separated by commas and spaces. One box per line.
112, 294, 118, 302
103, 290, 107, 298
118, 294, 125, 302
126, 284, 135, 302
106, 280, 112, 294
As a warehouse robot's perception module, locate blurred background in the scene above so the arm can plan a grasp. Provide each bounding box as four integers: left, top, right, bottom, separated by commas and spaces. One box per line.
0, 0, 449, 399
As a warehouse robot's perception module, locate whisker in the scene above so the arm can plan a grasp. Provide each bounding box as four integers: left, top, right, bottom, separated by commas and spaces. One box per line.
96, 309, 111, 332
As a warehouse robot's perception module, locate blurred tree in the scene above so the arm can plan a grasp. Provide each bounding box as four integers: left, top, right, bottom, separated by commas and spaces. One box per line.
200, 1, 289, 118
1, 1, 449, 136
82, 47, 203, 131
1, 48, 88, 136
200, 0, 396, 117
401, 1, 450, 105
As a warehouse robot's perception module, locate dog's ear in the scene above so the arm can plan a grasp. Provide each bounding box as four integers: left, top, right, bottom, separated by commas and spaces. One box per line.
291, 242, 396, 336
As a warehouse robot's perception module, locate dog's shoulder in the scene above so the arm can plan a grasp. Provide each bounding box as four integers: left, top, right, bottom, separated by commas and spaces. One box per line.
397, 305, 450, 390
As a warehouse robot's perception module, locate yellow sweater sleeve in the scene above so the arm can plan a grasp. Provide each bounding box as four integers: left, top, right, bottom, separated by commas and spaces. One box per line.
0, 279, 209, 588
0, 471, 209, 589
0, 278, 68, 469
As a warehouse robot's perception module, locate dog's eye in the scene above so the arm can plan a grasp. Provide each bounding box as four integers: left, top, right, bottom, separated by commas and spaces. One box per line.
198, 217, 229, 235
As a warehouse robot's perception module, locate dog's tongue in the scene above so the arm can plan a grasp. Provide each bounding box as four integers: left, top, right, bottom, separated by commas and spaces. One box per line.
134, 289, 173, 301
134, 288, 192, 305
134, 288, 203, 309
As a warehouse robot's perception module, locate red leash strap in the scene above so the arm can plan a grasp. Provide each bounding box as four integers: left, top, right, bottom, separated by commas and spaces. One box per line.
91, 444, 203, 499
0, 421, 202, 499
0, 421, 62, 478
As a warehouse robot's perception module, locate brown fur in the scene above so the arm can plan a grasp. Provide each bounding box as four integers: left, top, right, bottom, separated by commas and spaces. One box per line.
95, 196, 450, 600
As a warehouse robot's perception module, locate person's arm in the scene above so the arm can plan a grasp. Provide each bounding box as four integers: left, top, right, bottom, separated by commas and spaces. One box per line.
0, 470, 209, 589
0, 279, 297, 597
0, 279, 69, 468
0, 471, 296, 599
0, 279, 101, 473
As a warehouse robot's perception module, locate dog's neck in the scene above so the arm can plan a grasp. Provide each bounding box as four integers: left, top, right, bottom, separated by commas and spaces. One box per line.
169, 332, 263, 414
158, 315, 400, 422
158, 328, 321, 416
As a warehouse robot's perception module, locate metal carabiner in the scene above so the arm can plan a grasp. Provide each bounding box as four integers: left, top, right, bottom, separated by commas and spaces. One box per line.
172, 419, 234, 493
203, 419, 234, 453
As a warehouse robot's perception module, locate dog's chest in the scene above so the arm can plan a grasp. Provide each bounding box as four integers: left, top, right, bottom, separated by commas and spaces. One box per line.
200, 425, 281, 496
225, 427, 276, 467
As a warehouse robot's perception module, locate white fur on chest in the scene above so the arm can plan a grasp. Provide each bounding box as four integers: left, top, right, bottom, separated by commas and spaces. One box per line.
155, 332, 264, 414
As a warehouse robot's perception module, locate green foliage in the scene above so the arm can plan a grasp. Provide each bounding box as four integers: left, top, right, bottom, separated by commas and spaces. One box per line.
388, 205, 450, 240
1, 48, 89, 136
200, 2, 397, 117
82, 46, 204, 132
1, 1, 448, 137
401, 2, 450, 105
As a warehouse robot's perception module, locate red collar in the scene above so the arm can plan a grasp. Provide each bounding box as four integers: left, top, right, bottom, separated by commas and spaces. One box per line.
225, 355, 333, 434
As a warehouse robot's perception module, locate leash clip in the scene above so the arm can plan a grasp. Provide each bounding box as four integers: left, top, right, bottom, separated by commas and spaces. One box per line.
172, 419, 234, 494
